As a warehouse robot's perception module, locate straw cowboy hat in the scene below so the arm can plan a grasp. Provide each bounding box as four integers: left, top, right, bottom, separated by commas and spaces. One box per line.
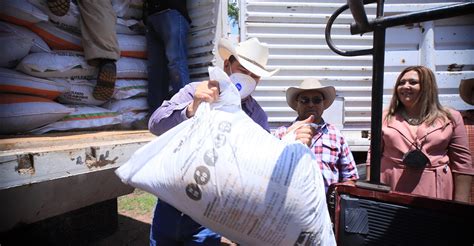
459, 78, 473, 105
286, 78, 336, 110
218, 37, 279, 77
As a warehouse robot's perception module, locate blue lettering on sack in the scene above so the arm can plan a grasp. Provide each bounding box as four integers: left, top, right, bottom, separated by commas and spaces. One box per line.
235, 83, 242, 91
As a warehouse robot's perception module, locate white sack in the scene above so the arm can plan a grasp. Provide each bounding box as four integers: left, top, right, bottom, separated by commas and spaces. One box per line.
113, 79, 147, 100
30, 105, 122, 134
103, 96, 148, 128
0, 34, 33, 68
112, 0, 131, 18
17, 52, 147, 80
118, 34, 146, 59
103, 94, 149, 129
0, 93, 74, 135
29, 21, 82, 51
116, 18, 144, 35
0, 68, 69, 99
116, 57, 147, 79
56, 79, 106, 105
28, 20, 145, 58
103, 97, 148, 113
120, 111, 148, 129
16, 51, 96, 79
28, 0, 81, 34
116, 67, 336, 246
117, 0, 142, 19
28, 0, 143, 35
0, 0, 48, 27
0, 21, 51, 53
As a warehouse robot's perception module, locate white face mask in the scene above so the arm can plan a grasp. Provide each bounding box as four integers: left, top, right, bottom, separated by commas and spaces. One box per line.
229, 70, 257, 99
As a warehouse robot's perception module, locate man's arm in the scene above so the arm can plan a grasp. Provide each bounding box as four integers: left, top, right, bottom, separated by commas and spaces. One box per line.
148, 83, 197, 136
338, 133, 359, 182
448, 110, 473, 202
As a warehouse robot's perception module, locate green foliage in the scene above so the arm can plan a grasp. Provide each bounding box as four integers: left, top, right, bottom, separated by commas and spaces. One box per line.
228, 1, 239, 25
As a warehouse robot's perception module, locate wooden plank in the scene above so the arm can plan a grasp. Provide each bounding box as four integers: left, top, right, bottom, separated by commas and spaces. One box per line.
0, 130, 155, 190
0, 138, 148, 190
0, 130, 156, 156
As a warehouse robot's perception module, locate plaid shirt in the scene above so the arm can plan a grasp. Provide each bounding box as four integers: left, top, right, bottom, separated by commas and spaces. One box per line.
274, 120, 359, 192
461, 110, 474, 204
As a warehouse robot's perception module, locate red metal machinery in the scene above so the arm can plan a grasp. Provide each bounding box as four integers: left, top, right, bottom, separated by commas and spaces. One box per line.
325, 1, 474, 245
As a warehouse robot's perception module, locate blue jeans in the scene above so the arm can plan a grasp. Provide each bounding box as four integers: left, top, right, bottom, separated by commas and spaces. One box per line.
150, 200, 221, 246
146, 9, 191, 114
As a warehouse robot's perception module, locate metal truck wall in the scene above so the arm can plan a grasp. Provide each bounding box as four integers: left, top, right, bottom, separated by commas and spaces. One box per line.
188, 0, 229, 81
0, 1, 227, 232
240, 0, 474, 151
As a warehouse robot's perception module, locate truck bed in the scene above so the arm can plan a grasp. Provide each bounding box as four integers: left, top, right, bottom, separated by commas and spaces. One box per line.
0, 130, 155, 232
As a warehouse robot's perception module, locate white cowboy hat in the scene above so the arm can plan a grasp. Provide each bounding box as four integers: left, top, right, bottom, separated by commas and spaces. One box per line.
218, 37, 279, 77
459, 78, 473, 105
286, 78, 336, 110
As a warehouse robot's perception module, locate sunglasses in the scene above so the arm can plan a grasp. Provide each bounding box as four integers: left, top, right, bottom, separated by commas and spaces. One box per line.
297, 97, 324, 105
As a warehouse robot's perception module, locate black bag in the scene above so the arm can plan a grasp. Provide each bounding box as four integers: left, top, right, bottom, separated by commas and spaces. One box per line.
402, 149, 429, 168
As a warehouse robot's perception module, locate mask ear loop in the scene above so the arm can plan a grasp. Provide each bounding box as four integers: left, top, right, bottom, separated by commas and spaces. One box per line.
390, 126, 430, 167
391, 126, 420, 151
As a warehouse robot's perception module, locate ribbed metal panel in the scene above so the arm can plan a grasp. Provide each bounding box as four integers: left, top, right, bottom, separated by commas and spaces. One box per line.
338, 194, 472, 245
241, 0, 474, 150
188, 0, 228, 80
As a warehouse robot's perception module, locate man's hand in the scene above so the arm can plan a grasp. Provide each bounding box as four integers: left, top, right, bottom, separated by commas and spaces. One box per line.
186, 80, 220, 118
287, 115, 316, 147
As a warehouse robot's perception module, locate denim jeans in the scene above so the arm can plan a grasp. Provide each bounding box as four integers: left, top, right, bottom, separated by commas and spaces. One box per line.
149, 200, 221, 246
146, 9, 191, 114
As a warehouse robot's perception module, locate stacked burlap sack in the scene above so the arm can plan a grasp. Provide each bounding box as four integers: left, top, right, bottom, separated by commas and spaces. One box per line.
0, 0, 149, 135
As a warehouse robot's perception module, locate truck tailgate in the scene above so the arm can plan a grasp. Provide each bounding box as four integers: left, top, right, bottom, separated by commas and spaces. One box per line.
0, 130, 155, 232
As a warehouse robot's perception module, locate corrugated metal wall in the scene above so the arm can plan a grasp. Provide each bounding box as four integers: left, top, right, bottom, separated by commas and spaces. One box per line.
188, 0, 228, 81
241, 0, 474, 150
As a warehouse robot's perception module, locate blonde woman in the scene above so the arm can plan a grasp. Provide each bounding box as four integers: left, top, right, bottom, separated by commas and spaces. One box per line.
367, 66, 473, 202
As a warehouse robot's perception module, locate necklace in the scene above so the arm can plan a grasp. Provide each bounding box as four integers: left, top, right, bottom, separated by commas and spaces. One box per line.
401, 110, 423, 126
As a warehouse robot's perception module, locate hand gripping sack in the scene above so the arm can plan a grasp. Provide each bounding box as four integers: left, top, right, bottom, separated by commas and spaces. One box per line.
116, 67, 336, 246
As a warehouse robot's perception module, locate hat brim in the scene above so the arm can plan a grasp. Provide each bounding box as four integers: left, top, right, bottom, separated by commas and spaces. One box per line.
218, 38, 234, 61
286, 86, 336, 110
218, 38, 279, 78
237, 57, 279, 78
459, 78, 474, 105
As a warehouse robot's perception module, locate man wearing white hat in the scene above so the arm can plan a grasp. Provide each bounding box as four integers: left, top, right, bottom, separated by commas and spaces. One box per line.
274, 78, 359, 192
459, 78, 474, 203
148, 37, 279, 245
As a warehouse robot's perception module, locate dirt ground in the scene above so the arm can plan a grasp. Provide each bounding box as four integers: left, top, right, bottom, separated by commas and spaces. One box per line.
0, 193, 154, 246
0, 191, 235, 246
92, 192, 236, 246
91, 191, 155, 246
90, 213, 152, 246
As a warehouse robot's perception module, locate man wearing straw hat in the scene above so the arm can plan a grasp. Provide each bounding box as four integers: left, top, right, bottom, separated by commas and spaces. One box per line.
148, 37, 279, 245
274, 78, 359, 192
